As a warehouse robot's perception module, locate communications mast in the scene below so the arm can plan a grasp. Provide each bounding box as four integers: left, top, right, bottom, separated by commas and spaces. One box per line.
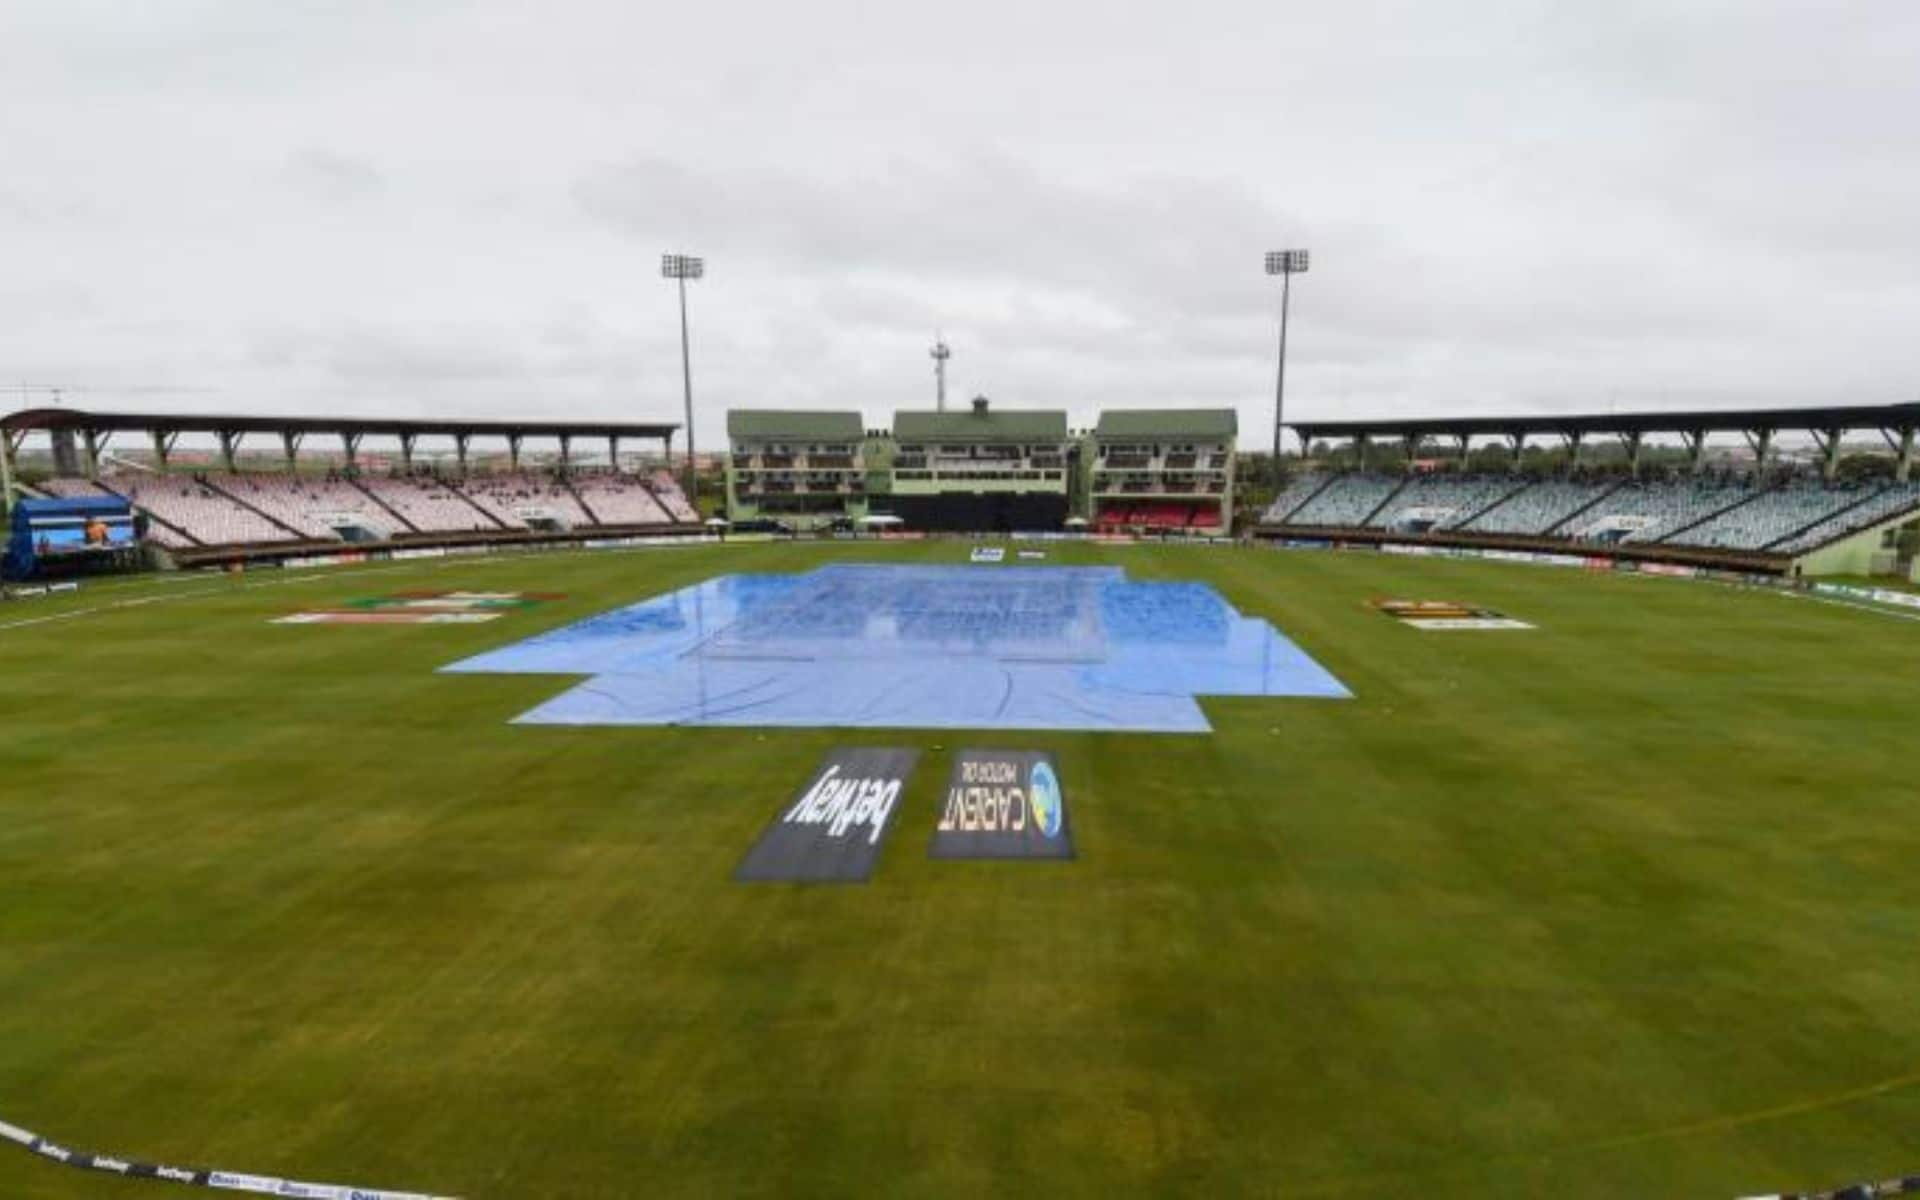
930, 335, 951, 412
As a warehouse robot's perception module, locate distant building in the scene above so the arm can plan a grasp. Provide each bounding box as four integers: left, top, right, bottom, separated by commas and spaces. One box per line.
887, 397, 1072, 531
724, 410, 869, 529
1089, 409, 1236, 533
721, 400, 1239, 533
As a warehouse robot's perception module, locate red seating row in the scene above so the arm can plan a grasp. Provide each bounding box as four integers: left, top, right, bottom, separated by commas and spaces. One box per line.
1095, 503, 1222, 530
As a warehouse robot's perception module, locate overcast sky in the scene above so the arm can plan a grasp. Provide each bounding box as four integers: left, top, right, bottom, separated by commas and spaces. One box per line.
3, 0, 1917, 449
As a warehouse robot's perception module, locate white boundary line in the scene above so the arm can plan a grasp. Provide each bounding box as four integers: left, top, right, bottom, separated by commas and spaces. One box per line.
1, 1111, 456, 1198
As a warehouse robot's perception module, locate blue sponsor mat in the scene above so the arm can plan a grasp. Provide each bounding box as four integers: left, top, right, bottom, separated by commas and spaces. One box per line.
442, 564, 1349, 732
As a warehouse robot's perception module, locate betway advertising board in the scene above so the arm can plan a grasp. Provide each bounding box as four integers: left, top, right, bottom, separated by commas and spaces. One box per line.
929, 749, 1074, 860
734, 747, 918, 883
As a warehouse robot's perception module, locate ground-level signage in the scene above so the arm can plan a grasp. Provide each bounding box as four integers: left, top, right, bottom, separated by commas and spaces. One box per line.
734, 747, 919, 882
929, 749, 1074, 860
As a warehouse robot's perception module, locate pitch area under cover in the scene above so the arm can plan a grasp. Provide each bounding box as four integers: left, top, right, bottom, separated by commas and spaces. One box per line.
443, 562, 1349, 731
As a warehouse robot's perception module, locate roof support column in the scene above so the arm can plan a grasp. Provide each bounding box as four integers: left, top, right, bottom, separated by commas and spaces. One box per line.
1683, 429, 1706, 473
1401, 433, 1419, 470
1892, 427, 1915, 483
400, 433, 416, 471
281, 431, 303, 472
1354, 434, 1368, 471
151, 430, 177, 469
608, 435, 620, 472
558, 434, 572, 471
1562, 431, 1583, 469
218, 430, 240, 473
508, 434, 523, 472
1506, 432, 1525, 473
1620, 431, 1643, 477
1813, 427, 1842, 481
340, 431, 362, 472
455, 433, 470, 475
1742, 428, 1773, 476
82, 428, 105, 480
1456, 433, 1470, 468
0, 430, 18, 513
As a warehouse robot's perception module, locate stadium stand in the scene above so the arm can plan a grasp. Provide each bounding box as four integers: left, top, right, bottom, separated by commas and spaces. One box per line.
355, 474, 500, 534
1285, 473, 1405, 527
1770, 481, 1920, 554
1269, 402, 1920, 572
215, 473, 402, 541
1260, 473, 1329, 524
1665, 479, 1872, 550
648, 471, 699, 523
95, 474, 297, 548
1, 409, 701, 570
461, 471, 596, 530
1094, 501, 1221, 531
1370, 474, 1527, 531
37, 478, 193, 550
1461, 477, 1621, 535
1089, 409, 1236, 532
1263, 465, 1920, 570
571, 471, 672, 526
1565, 477, 1758, 543
38, 467, 698, 553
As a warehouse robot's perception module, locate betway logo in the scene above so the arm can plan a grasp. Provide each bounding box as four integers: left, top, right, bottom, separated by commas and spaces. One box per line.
155, 1165, 199, 1182
92, 1155, 132, 1173
783, 765, 900, 844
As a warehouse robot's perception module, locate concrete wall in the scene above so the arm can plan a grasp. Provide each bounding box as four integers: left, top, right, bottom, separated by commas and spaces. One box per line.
1792, 512, 1913, 577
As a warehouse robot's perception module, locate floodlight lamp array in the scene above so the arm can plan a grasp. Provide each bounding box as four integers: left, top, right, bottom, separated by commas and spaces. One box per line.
661, 254, 705, 280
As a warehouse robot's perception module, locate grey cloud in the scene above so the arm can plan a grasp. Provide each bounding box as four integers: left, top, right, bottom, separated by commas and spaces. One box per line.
283, 148, 386, 201
3, 0, 1918, 449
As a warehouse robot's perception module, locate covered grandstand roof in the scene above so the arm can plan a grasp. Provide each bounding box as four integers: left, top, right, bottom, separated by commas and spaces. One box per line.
1287, 401, 1920, 442
1095, 409, 1238, 440
894, 403, 1067, 443
726, 409, 864, 441
0, 407, 679, 441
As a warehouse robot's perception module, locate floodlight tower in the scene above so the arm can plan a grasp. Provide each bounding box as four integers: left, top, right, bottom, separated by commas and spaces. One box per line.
1264, 249, 1310, 470
660, 252, 705, 497
930, 335, 952, 412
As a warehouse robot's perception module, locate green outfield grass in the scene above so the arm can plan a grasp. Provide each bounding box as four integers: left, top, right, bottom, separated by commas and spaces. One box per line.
5, 541, 1920, 1198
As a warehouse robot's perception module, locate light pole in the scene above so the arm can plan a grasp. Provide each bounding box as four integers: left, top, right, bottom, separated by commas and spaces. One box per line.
1265, 249, 1310, 476
661, 252, 705, 499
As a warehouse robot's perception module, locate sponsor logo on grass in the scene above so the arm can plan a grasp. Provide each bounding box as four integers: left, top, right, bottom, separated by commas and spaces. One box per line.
273, 611, 503, 625
274, 590, 562, 626
968, 546, 1006, 563
735, 748, 919, 883
1029, 760, 1064, 838
930, 749, 1075, 860
1370, 599, 1533, 630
